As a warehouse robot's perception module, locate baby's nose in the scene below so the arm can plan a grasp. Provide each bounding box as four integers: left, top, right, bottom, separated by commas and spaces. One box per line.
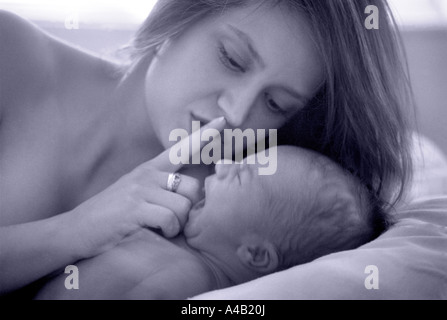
215, 160, 238, 180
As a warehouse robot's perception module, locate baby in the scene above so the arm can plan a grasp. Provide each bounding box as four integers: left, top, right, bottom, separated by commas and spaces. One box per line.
35, 146, 385, 300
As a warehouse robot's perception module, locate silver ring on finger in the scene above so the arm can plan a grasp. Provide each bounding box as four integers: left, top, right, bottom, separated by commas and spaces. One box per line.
166, 172, 182, 193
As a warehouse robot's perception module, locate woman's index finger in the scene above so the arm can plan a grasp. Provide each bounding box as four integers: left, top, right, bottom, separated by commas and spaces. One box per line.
148, 117, 226, 172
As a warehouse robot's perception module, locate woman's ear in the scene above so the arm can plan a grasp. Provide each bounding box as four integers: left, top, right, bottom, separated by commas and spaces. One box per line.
236, 239, 279, 274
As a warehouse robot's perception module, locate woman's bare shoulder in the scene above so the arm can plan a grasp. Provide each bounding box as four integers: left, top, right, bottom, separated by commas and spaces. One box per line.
0, 10, 121, 117
0, 10, 59, 122
0, 10, 55, 81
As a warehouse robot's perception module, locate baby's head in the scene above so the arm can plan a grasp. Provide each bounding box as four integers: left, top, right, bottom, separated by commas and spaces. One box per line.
184, 146, 388, 284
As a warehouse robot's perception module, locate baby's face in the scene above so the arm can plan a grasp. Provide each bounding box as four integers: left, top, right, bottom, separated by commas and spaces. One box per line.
183, 156, 270, 254
183, 149, 306, 257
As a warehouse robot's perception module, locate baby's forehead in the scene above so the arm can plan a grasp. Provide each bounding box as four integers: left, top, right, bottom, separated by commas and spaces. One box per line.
248, 155, 306, 189
271, 147, 316, 176
271, 146, 358, 195
248, 146, 331, 190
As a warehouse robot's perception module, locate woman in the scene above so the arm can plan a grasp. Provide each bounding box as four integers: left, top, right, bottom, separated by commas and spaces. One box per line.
0, 0, 413, 296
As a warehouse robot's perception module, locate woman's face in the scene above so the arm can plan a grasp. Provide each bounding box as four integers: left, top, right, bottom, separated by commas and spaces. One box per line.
144, 3, 324, 149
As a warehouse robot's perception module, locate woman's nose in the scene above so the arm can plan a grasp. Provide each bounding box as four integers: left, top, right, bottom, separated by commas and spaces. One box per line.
217, 87, 256, 127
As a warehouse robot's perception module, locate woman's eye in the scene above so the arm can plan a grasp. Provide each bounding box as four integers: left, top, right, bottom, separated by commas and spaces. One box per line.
219, 45, 246, 73
265, 93, 286, 115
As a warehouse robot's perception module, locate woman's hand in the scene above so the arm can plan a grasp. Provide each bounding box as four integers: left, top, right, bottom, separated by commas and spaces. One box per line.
70, 117, 226, 259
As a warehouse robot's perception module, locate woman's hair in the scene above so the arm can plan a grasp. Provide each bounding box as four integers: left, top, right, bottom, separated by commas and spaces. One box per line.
129, 0, 414, 211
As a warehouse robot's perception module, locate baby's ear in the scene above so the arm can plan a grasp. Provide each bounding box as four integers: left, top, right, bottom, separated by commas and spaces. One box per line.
236, 238, 279, 274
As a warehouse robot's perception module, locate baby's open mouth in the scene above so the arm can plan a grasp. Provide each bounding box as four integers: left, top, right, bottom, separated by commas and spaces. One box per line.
185, 197, 206, 233
192, 197, 206, 211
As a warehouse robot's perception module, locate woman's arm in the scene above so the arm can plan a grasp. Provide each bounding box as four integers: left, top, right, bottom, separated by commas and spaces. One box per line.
0, 157, 191, 294
0, 162, 191, 294
0, 118, 225, 295
0, 211, 83, 294
0, 13, 87, 292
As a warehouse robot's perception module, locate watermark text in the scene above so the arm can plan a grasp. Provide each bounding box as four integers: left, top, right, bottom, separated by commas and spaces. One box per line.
169, 121, 277, 176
